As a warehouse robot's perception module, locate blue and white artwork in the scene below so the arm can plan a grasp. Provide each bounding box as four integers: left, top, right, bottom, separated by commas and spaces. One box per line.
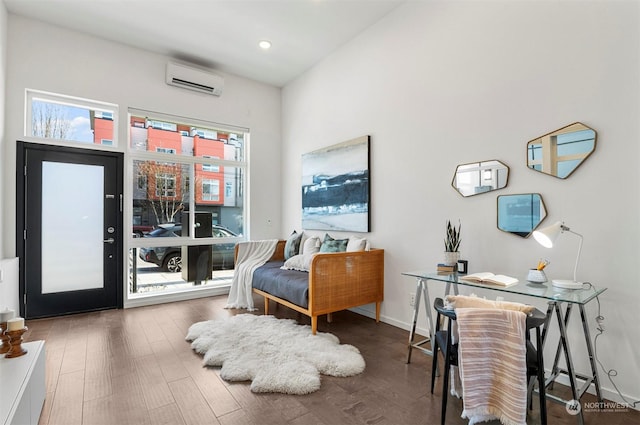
302, 135, 370, 232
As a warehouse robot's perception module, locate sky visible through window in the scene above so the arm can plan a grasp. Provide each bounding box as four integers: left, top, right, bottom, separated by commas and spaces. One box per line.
32, 100, 96, 143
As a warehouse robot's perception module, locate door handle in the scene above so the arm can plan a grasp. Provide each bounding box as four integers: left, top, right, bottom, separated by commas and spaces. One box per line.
103, 238, 115, 244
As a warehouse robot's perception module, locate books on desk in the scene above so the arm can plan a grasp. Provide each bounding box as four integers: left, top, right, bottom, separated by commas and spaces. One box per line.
436, 263, 457, 273
459, 272, 518, 287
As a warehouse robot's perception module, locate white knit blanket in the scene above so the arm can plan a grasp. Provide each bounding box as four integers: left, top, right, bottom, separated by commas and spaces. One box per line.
457, 308, 528, 425
225, 239, 278, 311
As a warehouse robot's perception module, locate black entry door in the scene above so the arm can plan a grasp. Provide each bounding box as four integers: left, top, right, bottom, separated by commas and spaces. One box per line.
17, 142, 123, 319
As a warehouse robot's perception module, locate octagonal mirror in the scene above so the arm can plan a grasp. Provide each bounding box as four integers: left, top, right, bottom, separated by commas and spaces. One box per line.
497, 193, 547, 238
527, 122, 596, 179
452, 160, 509, 197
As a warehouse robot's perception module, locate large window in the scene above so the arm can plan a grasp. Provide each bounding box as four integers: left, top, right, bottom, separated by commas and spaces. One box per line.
26, 89, 118, 146
128, 110, 247, 297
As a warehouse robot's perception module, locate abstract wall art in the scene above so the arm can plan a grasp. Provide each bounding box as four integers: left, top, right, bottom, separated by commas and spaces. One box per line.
301, 135, 370, 232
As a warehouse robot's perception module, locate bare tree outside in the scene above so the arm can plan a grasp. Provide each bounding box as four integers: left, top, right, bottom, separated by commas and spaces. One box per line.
32, 101, 72, 139
136, 161, 189, 225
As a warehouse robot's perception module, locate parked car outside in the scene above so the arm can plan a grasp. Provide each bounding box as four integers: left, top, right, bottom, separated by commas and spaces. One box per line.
132, 225, 154, 237
138, 223, 238, 272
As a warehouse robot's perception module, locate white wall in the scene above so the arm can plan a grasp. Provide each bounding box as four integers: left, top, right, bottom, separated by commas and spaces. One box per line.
0, 2, 9, 307
2, 15, 282, 310
282, 1, 639, 404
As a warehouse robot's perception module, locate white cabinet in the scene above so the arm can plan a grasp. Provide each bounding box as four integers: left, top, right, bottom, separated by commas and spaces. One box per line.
0, 341, 46, 425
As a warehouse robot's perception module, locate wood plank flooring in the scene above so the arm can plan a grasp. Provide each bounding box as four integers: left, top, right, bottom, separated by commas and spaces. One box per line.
21, 294, 638, 425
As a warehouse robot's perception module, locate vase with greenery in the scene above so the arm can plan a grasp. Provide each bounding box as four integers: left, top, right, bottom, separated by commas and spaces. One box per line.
443, 220, 461, 265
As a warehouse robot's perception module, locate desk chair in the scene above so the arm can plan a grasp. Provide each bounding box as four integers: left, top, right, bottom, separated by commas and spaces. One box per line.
430, 297, 547, 425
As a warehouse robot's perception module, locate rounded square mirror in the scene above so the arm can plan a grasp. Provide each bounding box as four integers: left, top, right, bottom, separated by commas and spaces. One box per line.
452, 160, 509, 197
497, 193, 547, 238
527, 122, 596, 179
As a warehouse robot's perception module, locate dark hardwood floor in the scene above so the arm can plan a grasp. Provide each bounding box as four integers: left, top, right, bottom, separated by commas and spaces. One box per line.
23, 294, 638, 425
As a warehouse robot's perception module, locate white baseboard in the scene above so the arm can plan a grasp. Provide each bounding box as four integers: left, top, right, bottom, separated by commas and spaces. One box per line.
349, 305, 429, 335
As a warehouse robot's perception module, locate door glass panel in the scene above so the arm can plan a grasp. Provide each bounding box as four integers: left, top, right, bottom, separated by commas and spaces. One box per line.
42, 161, 104, 293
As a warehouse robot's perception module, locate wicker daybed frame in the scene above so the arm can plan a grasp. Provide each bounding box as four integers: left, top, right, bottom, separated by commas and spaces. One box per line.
237, 240, 384, 334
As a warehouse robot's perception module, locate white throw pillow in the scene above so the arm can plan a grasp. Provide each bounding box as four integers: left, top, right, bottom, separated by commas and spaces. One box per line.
301, 236, 321, 255
347, 236, 369, 252
299, 232, 308, 252
280, 253, 317, 272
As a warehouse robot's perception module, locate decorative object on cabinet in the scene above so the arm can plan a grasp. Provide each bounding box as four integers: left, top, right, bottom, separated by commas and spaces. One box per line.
5, 327, 28, 358
497, 194, 547, 238
301, 135, 370, 232
443, 220, 461, 265
533, 221, 584, 289
0, 324, 8, 354
526, 122, 596, 179
0, 308, 14, 323
451, 160, 509, 197
0, 309, 14, 355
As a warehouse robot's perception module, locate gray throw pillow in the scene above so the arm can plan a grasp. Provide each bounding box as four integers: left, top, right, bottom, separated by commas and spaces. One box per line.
319, 233, 349, 253
284, 231, 303, 260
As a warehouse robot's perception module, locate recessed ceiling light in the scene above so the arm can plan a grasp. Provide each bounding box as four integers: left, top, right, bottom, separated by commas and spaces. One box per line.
259, 40, 272, 50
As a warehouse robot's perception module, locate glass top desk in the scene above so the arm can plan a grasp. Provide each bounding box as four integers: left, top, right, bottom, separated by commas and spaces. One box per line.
402, 270, 607, 425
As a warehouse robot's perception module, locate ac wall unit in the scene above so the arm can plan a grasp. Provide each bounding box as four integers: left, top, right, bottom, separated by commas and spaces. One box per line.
165, 62, 224, 96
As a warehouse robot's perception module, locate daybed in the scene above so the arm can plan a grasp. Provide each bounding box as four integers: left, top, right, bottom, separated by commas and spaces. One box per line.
236, 239, 384, 334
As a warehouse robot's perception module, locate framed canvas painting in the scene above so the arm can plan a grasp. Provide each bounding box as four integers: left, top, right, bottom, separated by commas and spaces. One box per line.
302, 135, 370, 232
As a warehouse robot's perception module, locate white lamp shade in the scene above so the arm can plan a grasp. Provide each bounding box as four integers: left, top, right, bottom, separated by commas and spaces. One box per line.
533, 221, 563, 248
532, 220, 584, 289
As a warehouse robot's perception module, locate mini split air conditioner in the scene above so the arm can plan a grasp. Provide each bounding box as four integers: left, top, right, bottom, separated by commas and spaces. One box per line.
165, 62, 224, 96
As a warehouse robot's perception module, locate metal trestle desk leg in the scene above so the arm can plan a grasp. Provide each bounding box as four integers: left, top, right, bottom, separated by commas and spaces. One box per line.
406, 278, 458, 363
542, 302, 604, 425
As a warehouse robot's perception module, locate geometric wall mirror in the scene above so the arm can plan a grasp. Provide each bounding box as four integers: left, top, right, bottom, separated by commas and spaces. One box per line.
497, 193, 547, 238
452, 159, 509, 197
526, 122, 596, 179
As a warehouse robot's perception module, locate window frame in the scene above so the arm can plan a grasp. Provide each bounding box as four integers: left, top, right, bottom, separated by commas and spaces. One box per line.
128, 108, 248, 252
25, 89, 119, 147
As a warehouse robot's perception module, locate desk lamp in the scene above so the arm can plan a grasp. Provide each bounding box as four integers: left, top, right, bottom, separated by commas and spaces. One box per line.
532, 221, 584, 289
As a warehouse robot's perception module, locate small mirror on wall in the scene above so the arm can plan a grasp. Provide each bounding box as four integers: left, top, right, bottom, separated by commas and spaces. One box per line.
452, 160, 509, 197
526, 122, 596, 179
497, 193, 547, 238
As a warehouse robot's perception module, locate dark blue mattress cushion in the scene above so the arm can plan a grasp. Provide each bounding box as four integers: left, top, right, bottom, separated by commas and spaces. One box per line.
252, 260, 309, 308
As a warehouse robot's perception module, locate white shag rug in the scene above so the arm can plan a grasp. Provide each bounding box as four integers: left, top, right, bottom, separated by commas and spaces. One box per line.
185, 314, 365, 395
